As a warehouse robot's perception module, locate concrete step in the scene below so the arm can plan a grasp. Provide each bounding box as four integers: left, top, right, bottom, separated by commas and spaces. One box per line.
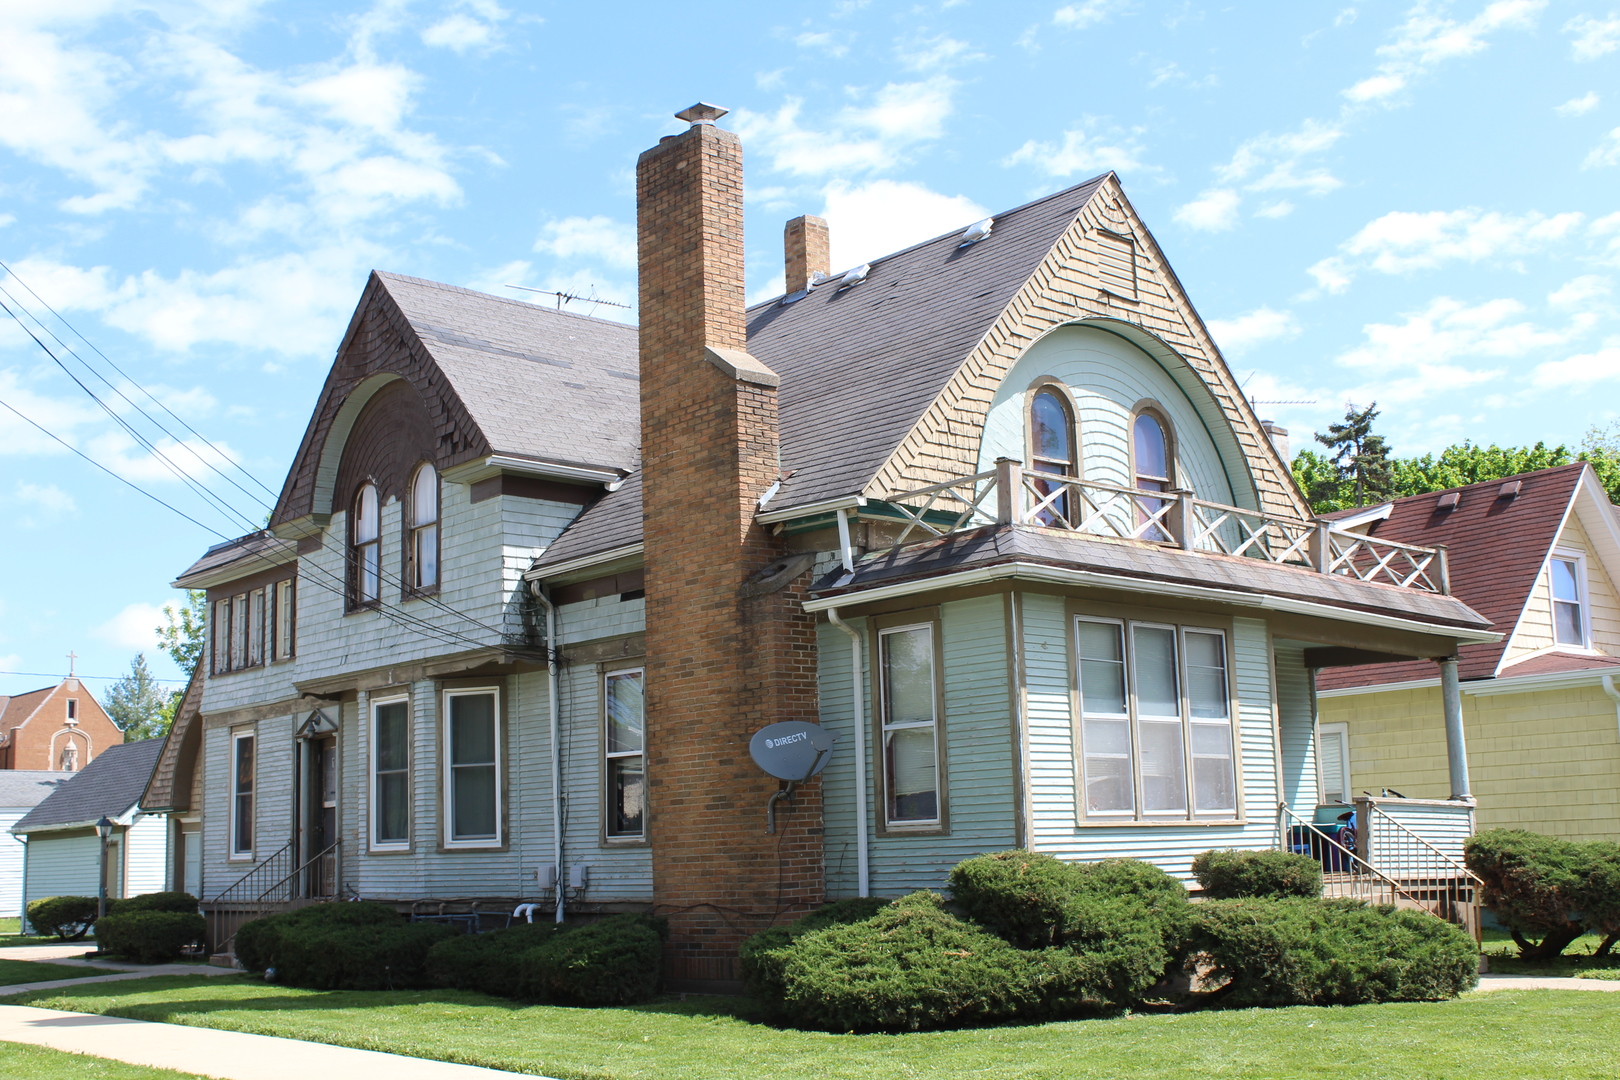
208, 953, 238, 969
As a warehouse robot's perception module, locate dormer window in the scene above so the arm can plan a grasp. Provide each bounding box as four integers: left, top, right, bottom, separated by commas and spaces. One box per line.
1133, 410, 1173, 541
1551, 553, 1587, 647
410, 463, 439, 591
353, 482, 380, 604
1029, 387, 1075, 526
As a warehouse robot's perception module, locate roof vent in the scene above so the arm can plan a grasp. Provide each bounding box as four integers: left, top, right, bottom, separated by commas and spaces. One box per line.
1437, 491, 1460, 510
959, 217, 995, 246
835, 263, 870, 289
1497, 480, 1523, 500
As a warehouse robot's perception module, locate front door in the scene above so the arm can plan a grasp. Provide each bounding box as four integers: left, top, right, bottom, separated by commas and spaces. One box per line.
308, 736, 338, 896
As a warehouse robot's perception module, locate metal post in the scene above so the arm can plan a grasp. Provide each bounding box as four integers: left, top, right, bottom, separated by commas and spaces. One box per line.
96, 832, 109, 922
995, 457, 1023, 525
1437, 657, 1471, 799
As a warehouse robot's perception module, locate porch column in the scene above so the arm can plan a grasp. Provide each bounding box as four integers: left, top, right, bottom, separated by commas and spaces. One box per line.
1436, 656, 1471, 799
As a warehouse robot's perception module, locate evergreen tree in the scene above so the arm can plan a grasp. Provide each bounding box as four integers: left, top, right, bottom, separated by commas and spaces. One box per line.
106, 654, 173, 742
1311, 402, 1394, 509
157, 590, 207, 672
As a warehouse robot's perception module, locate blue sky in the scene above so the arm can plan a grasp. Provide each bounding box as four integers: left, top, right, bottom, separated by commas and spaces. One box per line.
2, 0, 1618, 696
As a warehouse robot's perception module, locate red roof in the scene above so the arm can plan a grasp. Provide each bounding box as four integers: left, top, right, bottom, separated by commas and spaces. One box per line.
1316, 463, 1587, 690
1495, 652, 1620, 678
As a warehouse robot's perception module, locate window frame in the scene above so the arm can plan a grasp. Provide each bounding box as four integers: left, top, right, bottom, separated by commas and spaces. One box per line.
229, 729, 256, 860
870, 609, 949, 836
406, 462, 441, 596
351, 481, 381, 609
1128, 402, 1177, 543
369, 692, 412, 852
247, 588, 266, 667
1070, 605, 1243, 825
1318, 721, 1351, 805
440, 686, 503, 850
600, 664, 648, 845
1549, 547, 1591, 649
1026, 379, 1079, 527
229, 593, 249, 670
212, 597, 231, 675
272, 579, 296, 662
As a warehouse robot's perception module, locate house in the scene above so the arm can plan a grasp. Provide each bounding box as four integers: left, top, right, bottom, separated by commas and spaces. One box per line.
1, 771, 70, 917
0, 675, 122, 771
1317, 463, 1620, 841
159, 105, 1497, 989
12, 738, 167, 929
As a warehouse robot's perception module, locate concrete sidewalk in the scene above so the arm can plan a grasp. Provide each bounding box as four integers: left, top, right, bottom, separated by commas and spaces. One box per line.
1472, 973, 1620, 992
0, 945, 240, 997
0, 1005, 552, 1080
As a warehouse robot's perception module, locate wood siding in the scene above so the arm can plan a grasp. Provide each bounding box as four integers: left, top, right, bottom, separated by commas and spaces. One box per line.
1502, 512, 1620, 666
1275, 643, 1318, 810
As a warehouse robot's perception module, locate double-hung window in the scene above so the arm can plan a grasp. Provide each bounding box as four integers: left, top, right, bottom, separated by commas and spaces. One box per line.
247, 588, 265, 666
353, 483, 380, 605
229, 593, 248, 670
1551, 552, 1588, 647
1076, 616, 1237, 820
212, 598, 230, 674
603, 668, 645, 840
272, 579, 295, 661
371, 696, 410, 850
443, 688, 500, 847
878, 620, 943, 829
410, 464, 439, 591
230, 730, 255, 858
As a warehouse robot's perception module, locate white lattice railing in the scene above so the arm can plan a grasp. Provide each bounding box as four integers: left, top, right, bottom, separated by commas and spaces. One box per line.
882, 458, 1450, 595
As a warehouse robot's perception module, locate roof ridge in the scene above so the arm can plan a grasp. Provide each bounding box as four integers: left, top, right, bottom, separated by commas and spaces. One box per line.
374, 271, 640, 332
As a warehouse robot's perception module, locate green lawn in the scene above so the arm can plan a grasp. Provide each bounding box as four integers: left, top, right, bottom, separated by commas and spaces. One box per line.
0, 917, 59, 949
5, 975, 1619, 1080
1481, 928, 1620, 978
0, 957, 121, 985
0, 1042, 207, 1080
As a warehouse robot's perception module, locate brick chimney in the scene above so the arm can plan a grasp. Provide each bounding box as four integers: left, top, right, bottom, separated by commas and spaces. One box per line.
636, 103, 824, 990
783, 215, 830, 294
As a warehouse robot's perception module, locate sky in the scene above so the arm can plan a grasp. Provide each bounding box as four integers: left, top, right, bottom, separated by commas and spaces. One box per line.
1, 0, 1618, 697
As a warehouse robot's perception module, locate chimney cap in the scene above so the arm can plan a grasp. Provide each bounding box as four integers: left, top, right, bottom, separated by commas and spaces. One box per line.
675, 102, 729, 125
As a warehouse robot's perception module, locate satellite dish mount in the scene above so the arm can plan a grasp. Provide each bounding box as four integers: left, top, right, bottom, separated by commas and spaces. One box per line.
749, 721, 836, 834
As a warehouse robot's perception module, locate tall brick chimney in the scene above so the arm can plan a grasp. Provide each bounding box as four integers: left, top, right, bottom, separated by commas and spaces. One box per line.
636, 103, 824, 990
783, 214, 830, 294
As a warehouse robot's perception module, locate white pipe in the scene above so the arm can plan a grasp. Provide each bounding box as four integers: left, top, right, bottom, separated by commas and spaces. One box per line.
512, 903, 537, 923
825, 607, 869, 897
530, 581, 566, 923
1602, 674, 1620, 749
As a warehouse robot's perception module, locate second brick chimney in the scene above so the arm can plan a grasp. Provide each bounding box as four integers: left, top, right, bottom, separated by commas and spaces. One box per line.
636, 104, 824, 990
783, 214, 830, 294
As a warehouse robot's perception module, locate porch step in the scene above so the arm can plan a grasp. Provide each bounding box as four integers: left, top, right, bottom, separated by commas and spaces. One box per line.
208, 953, 239, 969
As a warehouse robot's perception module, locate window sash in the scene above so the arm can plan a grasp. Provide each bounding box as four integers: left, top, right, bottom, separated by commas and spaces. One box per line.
212, 598, 230, 674
357, 541, 380, 602
413, 523, 438, 589
229, 594, 248, 669
372, 698, 410, 847
1552, 557, 1585, 646
1318, 723, 1350, 805
273, 580, 295, 660
247, 589, 265, 666
604, 668, 646, 839
444, 690, 500, 845
231, 733, 254, 856
879, 624, 940, 827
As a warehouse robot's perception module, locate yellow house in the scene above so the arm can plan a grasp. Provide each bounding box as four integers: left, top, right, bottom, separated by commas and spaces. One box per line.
1317, 463, 1620, 841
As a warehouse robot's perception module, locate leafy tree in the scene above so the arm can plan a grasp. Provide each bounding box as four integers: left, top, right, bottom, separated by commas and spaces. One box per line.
1390, 441, 1574, 498
1290, 449, 1348, 513
106, 654, 174, 742
1578, 422, 1620, 503
1308, 403, 1395, 510
157, 590, 207, 672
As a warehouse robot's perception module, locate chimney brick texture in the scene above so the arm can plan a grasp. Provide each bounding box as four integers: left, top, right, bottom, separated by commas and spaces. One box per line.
636, 122, 824, 989
783, 215, 830, 295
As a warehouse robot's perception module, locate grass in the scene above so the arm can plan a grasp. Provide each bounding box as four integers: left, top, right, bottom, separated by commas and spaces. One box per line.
0, 1043, 208, 1080
1480, 928, 1620, 978
4, 976, 1619, 1080
0, 918, 54, 949
0, 957, 122, 984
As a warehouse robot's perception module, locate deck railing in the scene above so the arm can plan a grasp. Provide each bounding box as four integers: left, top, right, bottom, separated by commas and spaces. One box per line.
883, 458, 1449, 594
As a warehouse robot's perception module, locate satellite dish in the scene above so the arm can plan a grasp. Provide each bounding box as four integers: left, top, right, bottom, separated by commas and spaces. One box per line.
749, 721, 836, 782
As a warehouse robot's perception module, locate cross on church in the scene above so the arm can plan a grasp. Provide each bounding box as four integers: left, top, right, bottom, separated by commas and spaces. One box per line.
66, 651, 77, 676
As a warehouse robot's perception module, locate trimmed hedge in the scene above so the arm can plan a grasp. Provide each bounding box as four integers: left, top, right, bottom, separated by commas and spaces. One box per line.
1188, 897, 1479, 1007
425, 921, 570, 998
1464, 829, 1618, 959
234, 902, 455, 989
1192, 849, 1324, 900
739, 897, 892, 1007
107, 891, 199, 916
94, 911, 205, 963
516, 914, 666, 1005
26, 896, 99, 941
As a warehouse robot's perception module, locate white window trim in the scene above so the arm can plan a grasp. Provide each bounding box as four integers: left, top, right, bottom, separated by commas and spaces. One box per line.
878, 621, 944, 831
602, 666, 646, 843
229, 729, 255, 861
1318, 721, 1351, 805
1550, 547, 1593, 651
441, 686, 502, 849
369, 693, 412, 852
1076, 615, 1132, 820
272, 579, 295, 662
1182, 626, 1238, 818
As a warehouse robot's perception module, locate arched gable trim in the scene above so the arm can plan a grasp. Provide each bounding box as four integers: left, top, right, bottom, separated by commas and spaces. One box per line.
312, 371, 404, 521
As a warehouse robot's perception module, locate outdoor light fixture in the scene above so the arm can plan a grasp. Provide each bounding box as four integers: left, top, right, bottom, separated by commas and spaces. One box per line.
96, 816, 114, 925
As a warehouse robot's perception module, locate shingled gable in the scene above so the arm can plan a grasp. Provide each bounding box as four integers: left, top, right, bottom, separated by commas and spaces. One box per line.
141, 662, 203, 814
270, 271, 639, 534
1315, 463, 1592, 690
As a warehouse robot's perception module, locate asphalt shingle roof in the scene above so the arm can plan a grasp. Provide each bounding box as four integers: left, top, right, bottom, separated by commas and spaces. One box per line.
11, 739, 164, 833
173, 530, 296, 587
0, 771, 69, 810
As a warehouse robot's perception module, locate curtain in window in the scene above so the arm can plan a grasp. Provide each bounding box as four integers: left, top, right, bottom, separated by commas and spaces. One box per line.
354, 483, 380, 602
449, 693, 497, 840
1077, 620, 1132, 813
412, 465, 439, 589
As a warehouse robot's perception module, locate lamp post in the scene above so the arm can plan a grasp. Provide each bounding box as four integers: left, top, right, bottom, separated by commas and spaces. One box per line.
95, 816, 114, 924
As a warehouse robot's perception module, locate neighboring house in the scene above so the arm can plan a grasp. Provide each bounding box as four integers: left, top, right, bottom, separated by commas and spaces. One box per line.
12, 739, 167, 928
1, 771, 69, 916
1318, 463, 1620, 841
0, 675, 122, 771
160, 107, 1496, 988
141, 665, 205, 899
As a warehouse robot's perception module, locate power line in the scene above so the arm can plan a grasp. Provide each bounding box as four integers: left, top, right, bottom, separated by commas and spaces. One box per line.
0, 670, 188, 685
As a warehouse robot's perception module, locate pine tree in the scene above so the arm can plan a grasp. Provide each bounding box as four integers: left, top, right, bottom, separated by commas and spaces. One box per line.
1312, 402, 1394, 509
106, 654, 173, 742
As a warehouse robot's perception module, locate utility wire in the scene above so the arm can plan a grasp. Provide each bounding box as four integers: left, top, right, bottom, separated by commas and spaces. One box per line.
0, 670, 188, 684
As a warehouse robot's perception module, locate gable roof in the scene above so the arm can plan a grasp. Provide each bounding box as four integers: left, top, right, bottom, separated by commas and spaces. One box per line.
0, 686, 54, 741
142, 663, 203, 813
173, 530, 296, 589
1315, 463, 1588, 690
11, 738, 164, 834
0, 771, 69, 810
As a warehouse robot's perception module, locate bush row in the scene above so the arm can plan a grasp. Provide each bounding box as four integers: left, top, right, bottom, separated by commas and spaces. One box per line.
1465, 829, 1620, 959
27, 892, 202, 958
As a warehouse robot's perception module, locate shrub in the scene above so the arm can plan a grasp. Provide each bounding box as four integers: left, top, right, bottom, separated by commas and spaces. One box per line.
948, 850, 1090, 949
1188, 897, 1478, 1007
739, 897, 892, 1005
518, 914, 666, 1006
1192, 849, 1324, 900
772, 892, 1072, 1032
26, 896, 99, 941
108, 891, 199, 916
1569, 841, 1620, 956
232, 901, 442, 989
1465, 829, 1588, 959
94, 911, 205, 963
426, 921, 570, 998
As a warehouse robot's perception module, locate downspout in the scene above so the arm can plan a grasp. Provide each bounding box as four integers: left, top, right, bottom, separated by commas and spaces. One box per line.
1602, 674, 1620, 750
826, 606, 870, 898
529, 581, 566, 923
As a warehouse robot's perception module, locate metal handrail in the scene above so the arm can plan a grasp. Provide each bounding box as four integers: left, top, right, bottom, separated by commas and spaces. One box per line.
208, 839, 294, 904
1363, 803, 1480, 882
1276, 803, 1433, 906
256, 839, 341, 903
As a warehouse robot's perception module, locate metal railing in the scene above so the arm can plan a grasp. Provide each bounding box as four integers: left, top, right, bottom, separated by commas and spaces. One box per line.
883, 458, 1449, 594
204, 839, 341, 955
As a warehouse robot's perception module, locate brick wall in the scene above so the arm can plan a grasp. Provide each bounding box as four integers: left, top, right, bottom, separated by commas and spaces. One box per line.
636, 116, 823, 987
1, 679, 122, 771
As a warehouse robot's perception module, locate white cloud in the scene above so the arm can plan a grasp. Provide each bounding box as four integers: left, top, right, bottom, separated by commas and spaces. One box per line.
734, 76, 958, 177
794, 30, 851, 58
1557, 91, 1600, 116
93, 601, 167, 653
7, 481, 77, 527
1548, 274, 1612, 310
1533, 340, 1620, 385
819, 179, 989, 271
1565, 12, 1620, 60
421, 0, 513, 55
1173, 188, 1241, 232
1207, 307, 1301, 355
1003, 121, 1148, 178
896, 34, 981, 72
1255, 201, 1295, 219
1337, 296, 1565, 378
1314, 207, 1585, 289
1307, 256, 1354, 294
1347, 0, 1546, 103
533, 216, 636, 269
1585, 126, 1620, 168
1053, 0, 1128, 29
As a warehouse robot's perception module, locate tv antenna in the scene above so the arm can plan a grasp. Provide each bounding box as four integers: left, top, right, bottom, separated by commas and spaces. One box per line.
505, 284, 630, 315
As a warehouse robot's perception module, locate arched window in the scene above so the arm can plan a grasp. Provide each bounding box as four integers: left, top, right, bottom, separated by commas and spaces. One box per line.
410, 463, 439, 590
1133, 411, 1173, 541
1029, 387, 1076, 527
353, 482, 380, 604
